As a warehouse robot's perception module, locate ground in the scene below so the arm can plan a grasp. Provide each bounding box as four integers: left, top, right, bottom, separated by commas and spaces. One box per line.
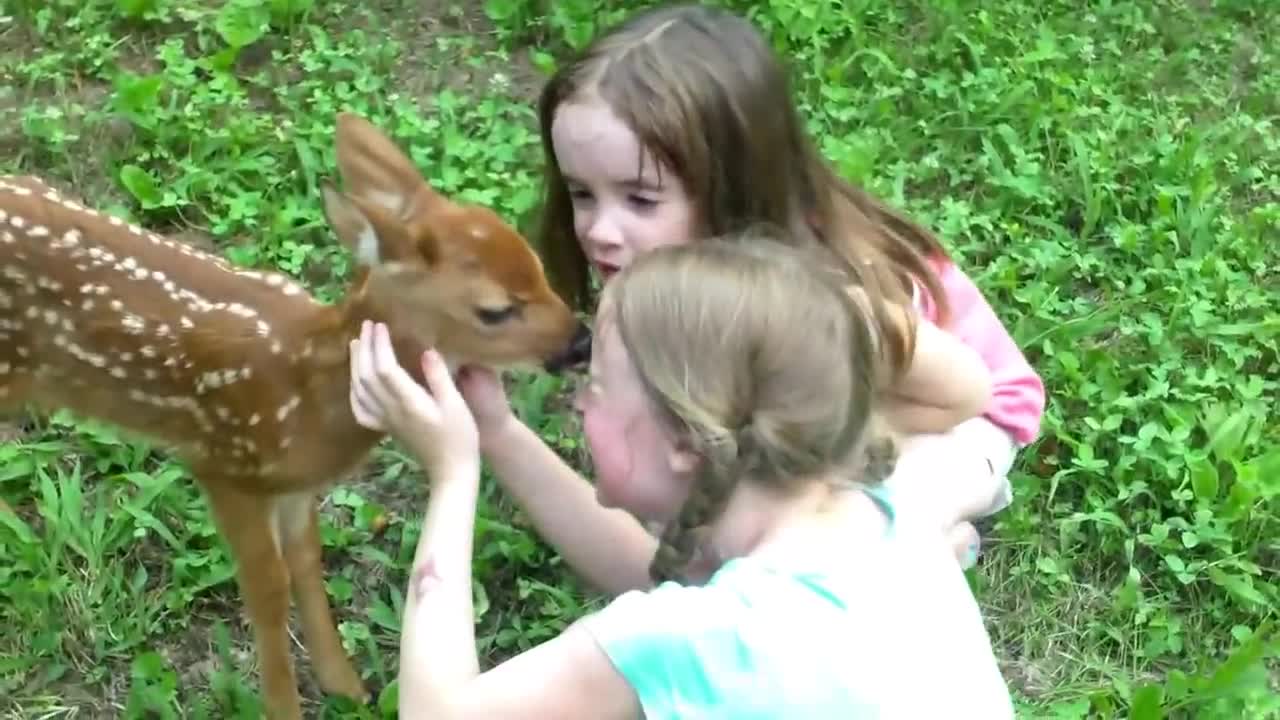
1, 0, 1278, 718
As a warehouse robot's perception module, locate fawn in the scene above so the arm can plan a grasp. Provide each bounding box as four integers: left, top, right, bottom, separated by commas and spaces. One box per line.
0, 112, 591, 718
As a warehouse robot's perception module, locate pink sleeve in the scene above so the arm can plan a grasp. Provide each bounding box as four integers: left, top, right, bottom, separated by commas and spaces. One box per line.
913, 258, 1046, 446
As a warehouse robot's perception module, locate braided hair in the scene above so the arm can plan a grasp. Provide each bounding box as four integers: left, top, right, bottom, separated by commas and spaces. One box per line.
605, 228, 897, 584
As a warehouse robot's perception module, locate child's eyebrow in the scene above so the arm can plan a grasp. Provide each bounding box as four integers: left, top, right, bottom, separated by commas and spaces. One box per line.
620, 177, 664, 191
560, 172, 664, 192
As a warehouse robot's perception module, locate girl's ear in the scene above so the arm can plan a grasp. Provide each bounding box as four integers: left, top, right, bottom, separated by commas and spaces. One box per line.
667, 444, 701, 476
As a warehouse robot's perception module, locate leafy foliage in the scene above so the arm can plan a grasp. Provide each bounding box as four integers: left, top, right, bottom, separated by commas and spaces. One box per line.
0, 0, 1276, 717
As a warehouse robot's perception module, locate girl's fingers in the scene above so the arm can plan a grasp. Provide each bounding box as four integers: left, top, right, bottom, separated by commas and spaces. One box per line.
350, 397, 384, 430
351, 324, 385, 404
349, 331, 387, 430
350, 379, 384, 429
369, 322, 443, 425
420, 349, 461, 406
359, 322, 403, 412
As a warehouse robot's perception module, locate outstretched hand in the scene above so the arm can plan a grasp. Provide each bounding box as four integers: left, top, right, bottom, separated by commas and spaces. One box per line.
349, 321, 480, 479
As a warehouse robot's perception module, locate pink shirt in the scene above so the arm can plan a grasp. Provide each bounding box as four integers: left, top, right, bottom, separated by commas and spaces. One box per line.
912, 257, 1046, 445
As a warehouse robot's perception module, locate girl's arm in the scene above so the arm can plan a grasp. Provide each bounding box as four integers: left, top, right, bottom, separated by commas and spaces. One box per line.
398, 458, 642, 720
398, 461, 483, 710
852, 287, 992, 433
480, 417, 659, 596
882, 308, 992, 431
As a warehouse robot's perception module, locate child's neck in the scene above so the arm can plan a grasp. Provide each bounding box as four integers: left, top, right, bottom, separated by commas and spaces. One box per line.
702, 476, 890, 572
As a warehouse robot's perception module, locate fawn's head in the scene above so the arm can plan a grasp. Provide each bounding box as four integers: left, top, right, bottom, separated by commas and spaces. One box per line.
321, 113, 590, 372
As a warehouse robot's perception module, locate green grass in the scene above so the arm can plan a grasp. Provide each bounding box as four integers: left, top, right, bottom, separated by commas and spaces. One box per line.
1, 0, 1277, 717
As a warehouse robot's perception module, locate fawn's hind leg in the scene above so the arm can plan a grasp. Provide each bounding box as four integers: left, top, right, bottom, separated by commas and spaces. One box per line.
274, 492, 368, 702
203, 481, 305, 720
0, 370, 33, 444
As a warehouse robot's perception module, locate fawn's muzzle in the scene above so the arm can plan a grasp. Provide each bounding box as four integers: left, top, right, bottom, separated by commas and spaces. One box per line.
544, 321, 593, 373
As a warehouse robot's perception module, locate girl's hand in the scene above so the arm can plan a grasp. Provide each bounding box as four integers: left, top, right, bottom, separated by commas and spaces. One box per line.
349, 321, 479, 478
453, 365, 518, 451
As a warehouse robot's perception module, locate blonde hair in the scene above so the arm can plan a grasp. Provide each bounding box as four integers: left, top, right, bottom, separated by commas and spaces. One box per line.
603, 229, 897, 584
537, 4, 952, 377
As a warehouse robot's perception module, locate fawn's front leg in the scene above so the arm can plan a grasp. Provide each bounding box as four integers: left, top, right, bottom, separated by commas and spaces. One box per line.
274, 492, 368, 702
203, 481, 305, 720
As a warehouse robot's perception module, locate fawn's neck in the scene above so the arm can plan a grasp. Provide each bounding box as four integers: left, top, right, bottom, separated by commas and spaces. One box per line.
293, 281, 434, 448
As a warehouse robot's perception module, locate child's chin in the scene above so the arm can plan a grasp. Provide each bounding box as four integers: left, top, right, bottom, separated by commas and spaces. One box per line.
595, 489, 665, 528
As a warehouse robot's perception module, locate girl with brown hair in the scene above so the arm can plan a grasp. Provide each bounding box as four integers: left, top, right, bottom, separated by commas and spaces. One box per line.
466, 3, 1045, 573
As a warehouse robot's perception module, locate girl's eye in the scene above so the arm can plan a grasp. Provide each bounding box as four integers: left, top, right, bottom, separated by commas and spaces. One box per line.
568, 187, 593, 201
628, 194, 659, 209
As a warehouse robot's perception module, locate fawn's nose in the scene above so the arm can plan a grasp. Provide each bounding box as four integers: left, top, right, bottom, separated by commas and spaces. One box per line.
544, 321, 592, 373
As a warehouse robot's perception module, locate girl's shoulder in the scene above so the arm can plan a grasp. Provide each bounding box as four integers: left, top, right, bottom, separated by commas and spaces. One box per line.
581, 544, 1012, 718
579, 560, 861, 717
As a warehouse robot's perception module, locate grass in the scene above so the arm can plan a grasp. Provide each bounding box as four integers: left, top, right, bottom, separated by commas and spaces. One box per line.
0, 0, 1277, 717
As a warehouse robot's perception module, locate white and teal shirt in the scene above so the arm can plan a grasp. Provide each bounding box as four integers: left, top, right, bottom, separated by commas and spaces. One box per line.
583, 488, 1014, 718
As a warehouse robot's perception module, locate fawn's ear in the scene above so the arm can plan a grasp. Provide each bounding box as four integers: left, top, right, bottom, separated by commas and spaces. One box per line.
322, 184, 432, 268
332, 112, 444, 222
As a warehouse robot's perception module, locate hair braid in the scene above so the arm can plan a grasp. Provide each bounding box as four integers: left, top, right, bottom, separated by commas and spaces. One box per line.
648, 428, 742, 584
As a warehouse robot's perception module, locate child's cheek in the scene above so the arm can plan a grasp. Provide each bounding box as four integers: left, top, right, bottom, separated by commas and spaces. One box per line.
583, 411, 630, 504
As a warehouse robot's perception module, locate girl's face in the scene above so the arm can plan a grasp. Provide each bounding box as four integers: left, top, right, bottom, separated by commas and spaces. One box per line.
573, 315, 692, 523
550, 97, 698, 282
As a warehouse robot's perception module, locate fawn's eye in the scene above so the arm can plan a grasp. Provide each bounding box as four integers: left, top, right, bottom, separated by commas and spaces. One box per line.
474, 305, 518, 326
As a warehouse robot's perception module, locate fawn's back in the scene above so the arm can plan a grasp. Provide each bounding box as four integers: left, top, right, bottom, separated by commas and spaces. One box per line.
0, 134, 588, 496
0, 175, 355, 490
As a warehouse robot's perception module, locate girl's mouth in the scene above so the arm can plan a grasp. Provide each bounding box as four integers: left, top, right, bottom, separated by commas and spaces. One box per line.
596, 262, 620, 279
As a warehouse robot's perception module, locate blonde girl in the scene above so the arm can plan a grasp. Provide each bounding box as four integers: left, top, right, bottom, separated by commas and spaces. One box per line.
461, 2, 1045, 571
350, 235, 1014, 717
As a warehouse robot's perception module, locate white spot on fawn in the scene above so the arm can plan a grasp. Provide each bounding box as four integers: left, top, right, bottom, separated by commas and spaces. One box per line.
122, 314, 146, 334
275, 395, 301, 422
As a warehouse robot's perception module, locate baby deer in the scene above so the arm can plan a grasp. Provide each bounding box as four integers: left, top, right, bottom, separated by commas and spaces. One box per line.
0, 112, 590, 718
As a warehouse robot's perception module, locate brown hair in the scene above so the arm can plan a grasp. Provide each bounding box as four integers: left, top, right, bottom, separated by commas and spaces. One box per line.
536, 3, 952, 375
602, 229, 896, 584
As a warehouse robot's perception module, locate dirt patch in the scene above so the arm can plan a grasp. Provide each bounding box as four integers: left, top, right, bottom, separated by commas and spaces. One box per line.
358, 0, 547, 105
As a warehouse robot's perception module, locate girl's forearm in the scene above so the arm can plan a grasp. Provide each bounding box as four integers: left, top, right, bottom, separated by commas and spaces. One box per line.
480, 418, 658, 596
398, 462, 483, 716
879, 397, 976, 435
889, 313, 992, 432
849, 286, 990, 431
